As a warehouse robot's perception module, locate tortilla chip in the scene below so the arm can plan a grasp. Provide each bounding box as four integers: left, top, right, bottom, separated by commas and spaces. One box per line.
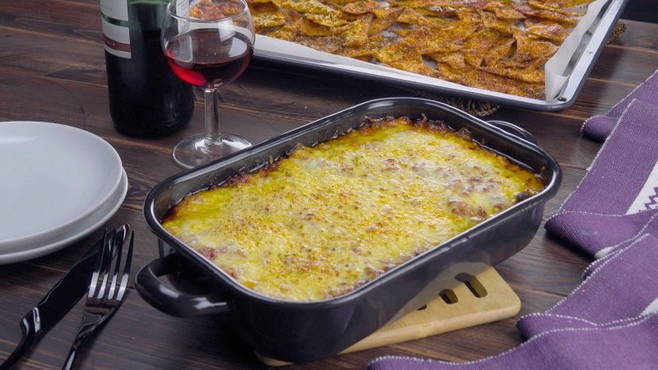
397, 5, 458, 27
514, 4, 578, 25
483, 1, 526, 20
322, 0, 359, 5
339, 35, 388, 58
388, 0, 433, 8
455, 7, 481, 22
528, 0, 582, 15
304, 13, 349, 27
278, 0, 340, 15
253, 5, 288, 29
372, 42, 437, 77
254, 14, 287, 29
393, 57, 440, 76
369, 8, 403, 34
400, 22, 477, 54
297, 18, 335, 36
501, 32, 557, 68
264, 26, 297, 41
429, 52, 466, 69
390, 0, 470, 7
343, 15, 373, 47
526, 20, 568, 42
420, 5, 460, 18
341, 0, 379, 15
480, 64, 544, 84
461, 28, 508, 67
374, 41, 410, 62
484, 38, 515, 66
397, 7, 429, 26
295, 35, 344, 52
251, 1, 281, 12
479, 10, 518, 35
437, 62, 544, 98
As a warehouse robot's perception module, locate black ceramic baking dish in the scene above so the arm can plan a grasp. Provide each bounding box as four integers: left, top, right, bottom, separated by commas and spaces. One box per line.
135, 97, 561, 362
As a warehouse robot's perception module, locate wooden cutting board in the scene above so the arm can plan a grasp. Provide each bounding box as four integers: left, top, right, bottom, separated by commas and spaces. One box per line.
257, 267, 520, 366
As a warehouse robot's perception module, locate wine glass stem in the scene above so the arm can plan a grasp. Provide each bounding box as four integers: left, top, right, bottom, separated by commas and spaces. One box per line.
203, 87, 222, 141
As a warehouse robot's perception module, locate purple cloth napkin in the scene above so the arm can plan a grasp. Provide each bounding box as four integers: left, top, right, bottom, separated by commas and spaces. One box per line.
582, 70, 658, 142
368, 235, 658, 370
582, 213, 658, 278
546, 98, 658, 257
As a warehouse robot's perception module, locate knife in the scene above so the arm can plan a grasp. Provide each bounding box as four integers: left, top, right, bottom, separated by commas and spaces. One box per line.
0, 230, 111, 370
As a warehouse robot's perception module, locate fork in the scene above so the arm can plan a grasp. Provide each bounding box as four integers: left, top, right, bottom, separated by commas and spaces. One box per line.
62, 224, 134, 370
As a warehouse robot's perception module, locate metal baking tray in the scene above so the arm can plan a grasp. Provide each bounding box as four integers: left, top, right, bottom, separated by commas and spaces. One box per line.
136, 97, 561, 362
253, 0, 628, 111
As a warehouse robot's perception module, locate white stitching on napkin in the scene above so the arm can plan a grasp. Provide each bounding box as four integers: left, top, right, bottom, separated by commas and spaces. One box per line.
641, 298, 658, 316
626, 160, 658, 214
545, 210, 658, 260
538, 234, 652, 313
593, 246, 614, 259
580, 70, 658, 135
520, 310, 656, 330
520, 312, 598, 325
585, 213, 658, 274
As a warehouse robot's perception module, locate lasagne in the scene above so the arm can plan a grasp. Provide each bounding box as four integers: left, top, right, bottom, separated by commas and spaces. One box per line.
163, 116, 544, 301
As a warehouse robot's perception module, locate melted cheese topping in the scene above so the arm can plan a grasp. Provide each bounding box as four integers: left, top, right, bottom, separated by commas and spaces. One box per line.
163, 117, 544, 301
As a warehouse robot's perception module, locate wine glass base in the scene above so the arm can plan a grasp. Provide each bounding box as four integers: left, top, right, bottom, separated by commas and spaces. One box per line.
172, 133, 251, 169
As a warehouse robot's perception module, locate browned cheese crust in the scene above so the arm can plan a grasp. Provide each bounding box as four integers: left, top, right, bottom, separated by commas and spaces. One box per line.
163, 116, 545, 301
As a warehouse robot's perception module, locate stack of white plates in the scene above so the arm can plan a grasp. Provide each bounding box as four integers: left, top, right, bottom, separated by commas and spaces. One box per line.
0, 121, 128, 264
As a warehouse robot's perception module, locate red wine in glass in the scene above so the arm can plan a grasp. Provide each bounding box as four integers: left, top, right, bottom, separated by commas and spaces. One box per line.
165, 29, 253, 88
161, 0, 255, 169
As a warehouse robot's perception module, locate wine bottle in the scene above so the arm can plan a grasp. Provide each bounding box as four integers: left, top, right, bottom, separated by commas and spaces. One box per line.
101, 0, 194, 138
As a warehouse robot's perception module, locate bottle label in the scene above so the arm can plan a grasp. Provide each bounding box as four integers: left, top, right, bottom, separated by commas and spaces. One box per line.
100, 0, 128, 21
101, 0, 131, 58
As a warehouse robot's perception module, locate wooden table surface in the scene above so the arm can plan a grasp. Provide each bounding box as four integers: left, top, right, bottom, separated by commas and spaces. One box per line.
1, 1, 657, 368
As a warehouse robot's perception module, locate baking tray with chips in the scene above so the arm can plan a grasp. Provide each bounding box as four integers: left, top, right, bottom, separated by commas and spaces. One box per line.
253, 0, 628, 111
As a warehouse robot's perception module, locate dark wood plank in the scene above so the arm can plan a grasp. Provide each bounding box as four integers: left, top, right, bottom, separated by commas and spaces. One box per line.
587, 45, 658, 85
609, 19, 658, 51
0, 50, 601, 170
0, 0, 101, 44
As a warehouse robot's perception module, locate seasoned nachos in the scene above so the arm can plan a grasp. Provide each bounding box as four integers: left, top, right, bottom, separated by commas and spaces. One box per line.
248, 0, 594, 98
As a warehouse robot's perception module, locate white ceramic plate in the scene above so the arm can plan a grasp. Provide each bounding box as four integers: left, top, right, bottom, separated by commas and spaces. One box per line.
0, 121, 123, 249
0, 169, 128, 264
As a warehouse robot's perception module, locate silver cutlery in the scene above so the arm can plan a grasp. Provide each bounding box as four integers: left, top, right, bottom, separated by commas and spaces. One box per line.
0, 232, 108, 370
62, 224, 134, 370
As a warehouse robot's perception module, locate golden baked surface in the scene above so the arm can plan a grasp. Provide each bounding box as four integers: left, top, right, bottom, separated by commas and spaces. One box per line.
248, 0, 594, 98
163, 117, 544, 301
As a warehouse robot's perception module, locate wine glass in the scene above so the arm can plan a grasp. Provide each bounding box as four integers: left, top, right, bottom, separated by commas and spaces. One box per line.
162, 0, 255, 169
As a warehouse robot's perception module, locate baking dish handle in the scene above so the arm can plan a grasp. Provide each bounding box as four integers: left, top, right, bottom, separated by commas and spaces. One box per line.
486, 120, 537, 145
135, 254, 230, 317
